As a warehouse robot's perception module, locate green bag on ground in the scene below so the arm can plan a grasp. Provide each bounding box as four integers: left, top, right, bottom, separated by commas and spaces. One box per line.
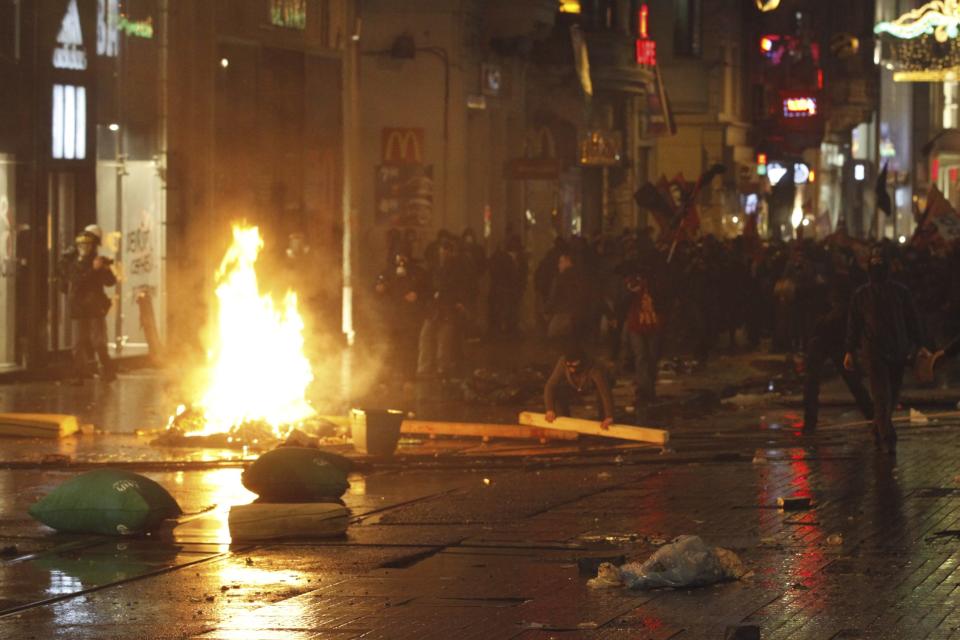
28, 469, 182, 536
241, 447, 351, 501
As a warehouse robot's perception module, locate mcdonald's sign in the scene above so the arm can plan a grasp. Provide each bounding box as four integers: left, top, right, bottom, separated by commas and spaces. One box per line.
382, 128, 425, 165
504, 126, 560, 180
523, 126, 556, 160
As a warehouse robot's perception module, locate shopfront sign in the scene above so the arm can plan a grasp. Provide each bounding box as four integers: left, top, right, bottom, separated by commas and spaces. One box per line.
505, 126, 560, 180
381, 128, 424, 165
53, 0, 87, 70
579, 130, 622, 166
782, 96, 817, 118
377, 128, 432, 225
635, 4, 656, 66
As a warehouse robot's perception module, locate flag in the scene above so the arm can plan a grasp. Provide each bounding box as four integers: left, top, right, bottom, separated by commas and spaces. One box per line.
633, 182, 676, 231
875, 162, 892, 216
569, 25, 593, 99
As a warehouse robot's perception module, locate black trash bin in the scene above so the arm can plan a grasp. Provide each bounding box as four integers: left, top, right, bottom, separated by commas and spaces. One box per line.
350, 408, 404, 456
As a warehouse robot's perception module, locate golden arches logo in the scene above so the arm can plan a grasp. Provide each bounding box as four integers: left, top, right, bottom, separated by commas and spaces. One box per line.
382, 129, 424, 164
523, 127, 556, 159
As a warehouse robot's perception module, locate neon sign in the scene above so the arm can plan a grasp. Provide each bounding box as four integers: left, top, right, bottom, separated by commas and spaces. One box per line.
782, 97, 818, 118
635, 4, 656, 66
874, 0, 960, 42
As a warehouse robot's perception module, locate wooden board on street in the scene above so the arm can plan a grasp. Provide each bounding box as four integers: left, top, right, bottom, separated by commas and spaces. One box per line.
401, 420, 578, 441
518, 412, 669, 445
0, 413, 79, 438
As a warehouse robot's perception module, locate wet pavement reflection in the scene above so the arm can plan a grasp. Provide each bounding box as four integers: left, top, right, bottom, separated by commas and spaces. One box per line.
1, 367, 960, 638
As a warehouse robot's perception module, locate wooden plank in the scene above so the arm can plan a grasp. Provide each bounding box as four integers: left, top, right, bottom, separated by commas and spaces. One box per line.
0, 413, 79, 438
518, 411, 669, 445
401, 420, 578, 442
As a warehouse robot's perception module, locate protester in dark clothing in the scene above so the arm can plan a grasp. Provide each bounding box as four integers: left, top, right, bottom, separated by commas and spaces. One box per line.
544, 347, 615, 428
534, 237, 568, 332
487, 235, 527, 336
545, 252, 588, 344
803, 282, 873, 431
374, 252, 425, 381
618, 267, 662, 423
59, 227, 117, 384
844, 250, 929, 453
418, 240, 468, 377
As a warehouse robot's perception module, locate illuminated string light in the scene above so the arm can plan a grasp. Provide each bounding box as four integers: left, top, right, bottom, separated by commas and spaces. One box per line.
874, 0, 960, 42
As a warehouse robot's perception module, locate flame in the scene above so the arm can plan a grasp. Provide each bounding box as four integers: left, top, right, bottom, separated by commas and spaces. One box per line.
191, 224, 315, 437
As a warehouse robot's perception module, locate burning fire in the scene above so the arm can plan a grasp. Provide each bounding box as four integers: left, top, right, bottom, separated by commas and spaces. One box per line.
187, 224, 315, 437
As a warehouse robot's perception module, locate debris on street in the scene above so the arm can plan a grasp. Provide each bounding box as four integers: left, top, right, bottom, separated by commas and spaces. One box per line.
228, 502, 349, 541
519, 411, 669, 445
587, 535, 746, 590
28, 469, 182, 535
0, 413, 79, 438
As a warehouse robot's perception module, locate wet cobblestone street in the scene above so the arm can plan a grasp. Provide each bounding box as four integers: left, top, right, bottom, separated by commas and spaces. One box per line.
1, 351, 960, 639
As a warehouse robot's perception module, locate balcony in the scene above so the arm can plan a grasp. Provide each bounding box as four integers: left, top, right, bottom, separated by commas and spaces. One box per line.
584, 30, 655, 95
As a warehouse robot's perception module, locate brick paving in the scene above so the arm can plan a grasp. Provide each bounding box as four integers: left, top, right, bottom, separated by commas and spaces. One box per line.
1, 355, 960, 637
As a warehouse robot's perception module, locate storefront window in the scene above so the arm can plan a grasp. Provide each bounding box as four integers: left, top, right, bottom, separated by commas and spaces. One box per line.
0, 155, 16, 368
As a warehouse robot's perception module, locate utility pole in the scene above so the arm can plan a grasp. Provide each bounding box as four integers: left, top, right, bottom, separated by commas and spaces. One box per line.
340, 2, 360, 406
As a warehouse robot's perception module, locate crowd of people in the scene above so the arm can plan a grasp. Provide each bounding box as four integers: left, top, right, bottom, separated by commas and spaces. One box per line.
369, 222, 960, 451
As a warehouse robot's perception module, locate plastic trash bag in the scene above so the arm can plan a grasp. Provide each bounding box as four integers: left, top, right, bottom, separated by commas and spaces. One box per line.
29, 469, 182, 535
588, 535, 745, 590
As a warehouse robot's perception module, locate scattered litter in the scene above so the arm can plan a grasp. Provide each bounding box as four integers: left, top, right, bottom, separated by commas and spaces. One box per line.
587, 535, 746, 590
482, 478, 491, 486
577, 555, 626, 576
826, 533, 843, 546
909, 409, 929, 425
597, 471, 612, 480
722, 393, 770, 407
777, 496, 812, 511
577, 622, 599, 630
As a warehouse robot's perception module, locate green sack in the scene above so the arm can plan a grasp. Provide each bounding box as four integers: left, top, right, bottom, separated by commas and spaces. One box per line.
28, 469, 182, 536
241, 447, 351, 501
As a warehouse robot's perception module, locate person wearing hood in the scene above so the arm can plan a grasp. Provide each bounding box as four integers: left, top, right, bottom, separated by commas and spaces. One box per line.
844, 248, 930, 453
59, 225, 117, 384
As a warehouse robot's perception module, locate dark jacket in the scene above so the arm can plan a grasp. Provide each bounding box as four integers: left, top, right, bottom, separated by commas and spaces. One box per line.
544, 357, 614, 419
845, 280, 925, 363
60, 254, 116, 319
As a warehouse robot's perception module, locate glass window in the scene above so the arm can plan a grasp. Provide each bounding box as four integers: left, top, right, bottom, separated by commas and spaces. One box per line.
673, 0, 701, 57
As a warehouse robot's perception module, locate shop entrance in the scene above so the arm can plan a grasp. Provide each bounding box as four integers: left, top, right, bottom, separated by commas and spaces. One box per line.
46, 171, 76, 354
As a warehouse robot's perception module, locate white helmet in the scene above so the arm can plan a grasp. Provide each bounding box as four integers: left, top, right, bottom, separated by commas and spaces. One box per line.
83, 224, 103, 242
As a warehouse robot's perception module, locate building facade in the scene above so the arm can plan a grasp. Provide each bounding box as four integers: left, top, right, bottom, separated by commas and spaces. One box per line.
0, 0, 351, 372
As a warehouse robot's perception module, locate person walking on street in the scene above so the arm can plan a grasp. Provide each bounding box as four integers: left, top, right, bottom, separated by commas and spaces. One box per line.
803, 280, 873, 431
844, 249, 929, 453
59, 225, 117, 384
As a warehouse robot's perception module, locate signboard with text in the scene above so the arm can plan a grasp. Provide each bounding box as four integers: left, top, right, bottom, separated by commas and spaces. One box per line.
378, 128, 431, 225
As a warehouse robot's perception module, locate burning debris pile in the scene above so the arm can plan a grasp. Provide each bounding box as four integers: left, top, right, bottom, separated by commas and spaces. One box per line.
153, 224, 332, 449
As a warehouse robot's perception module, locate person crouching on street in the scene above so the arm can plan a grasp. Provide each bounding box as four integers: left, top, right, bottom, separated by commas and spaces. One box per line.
544, 345, 615, 429
60, 226, 117, 384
